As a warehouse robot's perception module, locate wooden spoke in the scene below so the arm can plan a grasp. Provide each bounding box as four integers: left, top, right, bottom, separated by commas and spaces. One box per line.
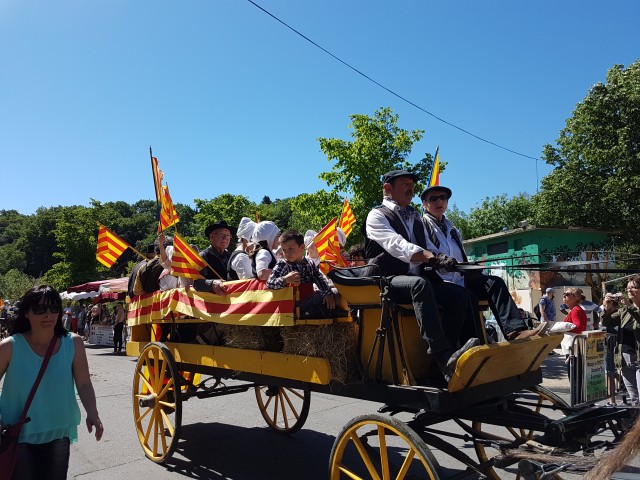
132, 342, 182, 463
255, 385, 310, 434
329, 414, 440, 480
472, 385, 571, 480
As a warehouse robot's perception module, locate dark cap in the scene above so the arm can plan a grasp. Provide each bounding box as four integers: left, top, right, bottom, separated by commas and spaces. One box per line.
419, 185, 453, 201
382, 169, 420, 184
204, 220, 237, 238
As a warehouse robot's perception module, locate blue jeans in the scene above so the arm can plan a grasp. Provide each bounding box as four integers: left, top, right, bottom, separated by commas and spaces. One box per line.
14, 437, 70, 480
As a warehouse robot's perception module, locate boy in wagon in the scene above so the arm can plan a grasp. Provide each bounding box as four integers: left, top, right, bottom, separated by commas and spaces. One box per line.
266, 230, 338, 318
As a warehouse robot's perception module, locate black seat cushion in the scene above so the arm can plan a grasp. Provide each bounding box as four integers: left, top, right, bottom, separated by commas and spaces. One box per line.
328, 266, 382, 287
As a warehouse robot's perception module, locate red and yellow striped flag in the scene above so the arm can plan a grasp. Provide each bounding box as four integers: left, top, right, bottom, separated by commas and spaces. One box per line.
171, 233, 207, 280
96, 224, 130, 268
428, 146, 440, 187
313, 218, 348, 274
158, 185, 179, 233
339, 198, 356, 238
151, 156, 164, 203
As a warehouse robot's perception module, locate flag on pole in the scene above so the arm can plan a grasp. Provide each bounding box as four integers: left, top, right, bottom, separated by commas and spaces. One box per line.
158, 185, 180, 233
339, 198, 357, 238
255, 211, 261, 223
313, 218, 348, 274
428, 146, 440, 187
96, 224, 130, 268
171, 233, 208, 280
151, 155, 164, 203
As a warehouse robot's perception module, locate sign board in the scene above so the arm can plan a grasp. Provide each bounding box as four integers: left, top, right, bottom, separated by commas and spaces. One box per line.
570, 330, 607, 406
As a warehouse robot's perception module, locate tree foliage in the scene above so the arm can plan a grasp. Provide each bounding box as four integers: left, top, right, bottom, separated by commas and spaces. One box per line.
463, 193, 534, 239
318, 107, 435, 235
288, 191, 342, 234
535, 60, 640, 245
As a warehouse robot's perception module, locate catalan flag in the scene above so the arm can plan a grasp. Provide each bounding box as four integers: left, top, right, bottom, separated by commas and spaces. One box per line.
96, 224, 130, 268
313, 218, 348, 274
171, 233, 208, 280
158, 185, 180, 233
339, 198, 356, 238
428, 146, 440, 187
151, 155, 164, 203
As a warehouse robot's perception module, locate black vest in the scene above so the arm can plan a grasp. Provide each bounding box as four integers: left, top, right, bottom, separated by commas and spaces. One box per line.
363, 205, 428, 276
200, 246, 230, 280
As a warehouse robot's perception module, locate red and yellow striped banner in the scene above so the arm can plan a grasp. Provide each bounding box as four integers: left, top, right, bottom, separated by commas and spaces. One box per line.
171, 233, 206, 280
151, 156, 163, 203
339, 198, 356, 238
158, 185, 179, 233
96, 223, 130, 268
313, 218, 347, 274
128, 279, 296, 327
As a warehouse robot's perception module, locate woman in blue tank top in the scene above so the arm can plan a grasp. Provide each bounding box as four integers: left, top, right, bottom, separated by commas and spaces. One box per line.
0, 285, 104, 480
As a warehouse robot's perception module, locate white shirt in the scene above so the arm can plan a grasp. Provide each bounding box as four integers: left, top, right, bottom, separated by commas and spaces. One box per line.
159, 245, 189, 290
365, 198, 427, 275
255, 249, 276, 276
231, 250, 254, 279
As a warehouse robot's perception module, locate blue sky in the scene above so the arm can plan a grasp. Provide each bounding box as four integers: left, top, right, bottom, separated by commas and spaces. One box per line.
1, 1, 638, 216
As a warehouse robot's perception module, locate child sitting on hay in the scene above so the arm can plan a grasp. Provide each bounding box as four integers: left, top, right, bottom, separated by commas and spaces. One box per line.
266, 230, 339, 319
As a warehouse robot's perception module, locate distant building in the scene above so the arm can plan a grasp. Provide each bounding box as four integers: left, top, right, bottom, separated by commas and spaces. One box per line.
464, 226, 614, 301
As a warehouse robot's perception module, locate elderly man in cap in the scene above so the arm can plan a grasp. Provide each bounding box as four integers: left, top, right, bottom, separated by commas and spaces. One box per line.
363, 169, 479, 382
420, 184, 541, 341
193, 220, 234, 293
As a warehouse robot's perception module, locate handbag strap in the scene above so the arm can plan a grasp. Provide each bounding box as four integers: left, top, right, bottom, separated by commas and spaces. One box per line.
18, 335, 58, 423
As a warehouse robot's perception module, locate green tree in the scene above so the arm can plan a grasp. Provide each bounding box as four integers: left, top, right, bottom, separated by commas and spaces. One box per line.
0, 269, 36, 300
0, 243, 26, 274
465, 193, 534, 239
535, 60, 640, 246
193, 194, 258, 248
318, 107, 435, 234
288, 191, 343, 234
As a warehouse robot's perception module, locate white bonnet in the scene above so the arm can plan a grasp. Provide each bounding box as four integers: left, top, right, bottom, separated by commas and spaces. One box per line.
252, 221, 280, 247
237, 217, 257, 242
304, 230, 317, 248
336, 227, 346, 247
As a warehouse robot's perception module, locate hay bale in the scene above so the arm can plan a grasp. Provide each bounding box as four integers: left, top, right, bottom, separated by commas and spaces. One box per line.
224, 325, 282, 352
281, 323, 359, 384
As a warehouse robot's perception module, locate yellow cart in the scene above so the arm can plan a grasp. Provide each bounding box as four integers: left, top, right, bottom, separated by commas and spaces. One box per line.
126, 274, 633, 479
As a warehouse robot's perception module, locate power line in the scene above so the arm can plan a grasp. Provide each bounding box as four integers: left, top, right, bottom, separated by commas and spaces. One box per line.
246, 0, 542, 162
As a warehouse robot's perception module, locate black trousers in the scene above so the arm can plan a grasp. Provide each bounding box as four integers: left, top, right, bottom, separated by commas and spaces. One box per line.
113, 322, 124, 351
387, 275, 470, 355
464, 274, 526, 336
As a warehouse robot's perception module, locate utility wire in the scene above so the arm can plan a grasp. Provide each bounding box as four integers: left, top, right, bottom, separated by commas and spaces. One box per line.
247, 0, 542, 162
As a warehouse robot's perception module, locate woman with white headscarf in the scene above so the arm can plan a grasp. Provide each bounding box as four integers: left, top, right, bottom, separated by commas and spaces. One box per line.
228, 217, 257, 280
251, 221, 281, 281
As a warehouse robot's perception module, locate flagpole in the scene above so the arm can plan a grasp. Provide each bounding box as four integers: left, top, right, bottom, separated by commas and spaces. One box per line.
339, 198, 347, 230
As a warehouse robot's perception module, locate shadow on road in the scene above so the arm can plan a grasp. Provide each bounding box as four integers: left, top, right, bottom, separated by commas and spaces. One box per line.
160, 422, 335, 480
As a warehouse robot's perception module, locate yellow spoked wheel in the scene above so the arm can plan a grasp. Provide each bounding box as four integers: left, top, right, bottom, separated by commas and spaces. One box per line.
133, 342, 182, 463
329, 413, 441, 480
255, 385, 310, 434
472, 385, 571, 480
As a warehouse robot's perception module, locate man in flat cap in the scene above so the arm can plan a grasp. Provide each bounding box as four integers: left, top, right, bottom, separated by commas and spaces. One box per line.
193, 220, 235, 294
363, 169, 479, 382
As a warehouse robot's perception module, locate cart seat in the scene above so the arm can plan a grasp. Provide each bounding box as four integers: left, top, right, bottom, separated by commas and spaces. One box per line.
328, 267, 381, 287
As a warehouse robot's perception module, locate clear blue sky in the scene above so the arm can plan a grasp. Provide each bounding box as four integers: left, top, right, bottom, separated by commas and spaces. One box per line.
1, 1, 638, 216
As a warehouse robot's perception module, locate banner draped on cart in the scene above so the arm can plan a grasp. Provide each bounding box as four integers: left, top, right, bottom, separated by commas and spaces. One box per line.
127, 279, 296, 327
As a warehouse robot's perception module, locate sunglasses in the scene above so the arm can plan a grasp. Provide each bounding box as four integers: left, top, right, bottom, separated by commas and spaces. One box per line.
563, 292, 574, 297
31, 304, 62, 315
426, 194, 449, 202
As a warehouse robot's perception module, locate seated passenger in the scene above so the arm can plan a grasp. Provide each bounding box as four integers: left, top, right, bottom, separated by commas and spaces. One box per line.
364, 169, 479, 382
420, 184, 541, 340
266, 230, 338, 318
251, 221, 281, 281
347, 243, 367, 267
304, 230, 320, 266
193, 220, 232, 294
157, 234, 185, 290
228, 217, 257, 280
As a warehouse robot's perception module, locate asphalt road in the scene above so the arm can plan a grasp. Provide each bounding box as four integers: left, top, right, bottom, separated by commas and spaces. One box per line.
1, 341, 611, 479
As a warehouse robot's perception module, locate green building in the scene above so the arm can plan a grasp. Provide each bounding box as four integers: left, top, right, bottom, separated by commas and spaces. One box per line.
464, 225, 614, 299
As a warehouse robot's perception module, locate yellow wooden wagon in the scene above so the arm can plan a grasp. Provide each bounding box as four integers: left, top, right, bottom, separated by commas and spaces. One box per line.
126, 272, 633, 479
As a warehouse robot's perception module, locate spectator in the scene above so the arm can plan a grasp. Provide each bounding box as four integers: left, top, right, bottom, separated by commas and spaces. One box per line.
602, 275, 640, 405
560, 288, 588, 375
539, 288, 557, 327
113, 302, 126, 354
0, 285, 103, 479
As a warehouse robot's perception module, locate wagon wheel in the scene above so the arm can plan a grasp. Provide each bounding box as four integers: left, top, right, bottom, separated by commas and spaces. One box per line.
329, 413, 441, 480
472, 385, 571, 480
255, 385, 310, 434
132, 342, 182, 463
